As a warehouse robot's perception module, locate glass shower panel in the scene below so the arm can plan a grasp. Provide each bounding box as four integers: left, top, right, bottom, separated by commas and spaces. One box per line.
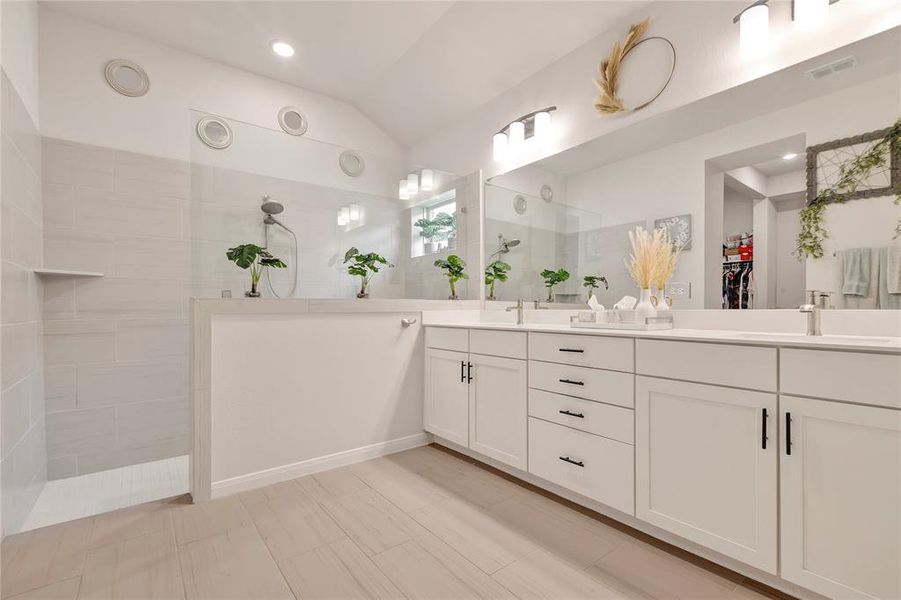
188, 111, 468, 300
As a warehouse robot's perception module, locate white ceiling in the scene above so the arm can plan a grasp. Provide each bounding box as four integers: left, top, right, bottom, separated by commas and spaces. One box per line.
42, 1, 645, 146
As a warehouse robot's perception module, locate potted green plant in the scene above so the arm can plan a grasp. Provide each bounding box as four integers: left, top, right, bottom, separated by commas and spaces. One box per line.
344, 247, 391, 298
540, 268, 570, 303
583, 274, 609, 301
225, 244, 287, 297
434, 254, 468, 300
484, 260, 511, 301
414, 212, 456, 253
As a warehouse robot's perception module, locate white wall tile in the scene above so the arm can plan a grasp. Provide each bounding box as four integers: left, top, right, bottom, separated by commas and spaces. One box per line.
43, 319, 116, 365
1, 321, 41, 389
42, 138, 114, 190
115, 319, 188, 361
43, 226, 114, 273
42, 277, 76, 320
116, 396, 189, 449
46, 406, 116, 458
114, 236, 189, 280
71, 188, 182, 239
1, 377, 33, 460
1, 261, 42, 324
47, 456, 77, 480
74, 277, 183, 319
76, 361, 187, 408
115, 149, 191, 200
45, 364, 77, 412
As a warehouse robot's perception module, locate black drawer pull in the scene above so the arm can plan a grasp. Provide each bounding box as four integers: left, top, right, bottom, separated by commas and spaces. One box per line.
559, 456, 584, 467
467, 362, 473, 383
460, 361, 465, 383
785, 412, 792, 455
559, 378, 584, 386
761, 408, 768, 450
558, 348, 584, 353
559, 410, 585, 419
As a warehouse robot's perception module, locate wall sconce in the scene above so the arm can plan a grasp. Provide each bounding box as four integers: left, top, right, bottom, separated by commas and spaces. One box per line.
734, 0, 769, 59
421, 169, 434, 192
793, 0, 835, 30
399, 179, 410, 200
407, 173, 419, 194
337, 203, 362, 227
492, 106, 557, 161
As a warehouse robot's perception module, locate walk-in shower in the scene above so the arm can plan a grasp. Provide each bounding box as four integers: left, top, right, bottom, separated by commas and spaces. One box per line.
261, 194, 299, 297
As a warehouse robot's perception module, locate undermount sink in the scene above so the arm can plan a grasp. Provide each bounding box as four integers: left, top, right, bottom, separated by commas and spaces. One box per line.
730, 332, 893, 344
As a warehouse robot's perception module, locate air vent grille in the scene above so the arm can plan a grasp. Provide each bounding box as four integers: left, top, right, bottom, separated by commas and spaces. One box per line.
807, 56, 858, 79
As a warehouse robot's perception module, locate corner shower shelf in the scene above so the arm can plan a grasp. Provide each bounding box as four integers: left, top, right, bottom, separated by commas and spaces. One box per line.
34, 268, 104, 278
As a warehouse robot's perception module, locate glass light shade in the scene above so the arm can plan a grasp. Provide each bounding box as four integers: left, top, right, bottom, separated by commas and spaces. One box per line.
508, 121, 525, 146
533, 111, 551, 138
337, 208, 347, 226
398, 179, 410, 200
739, 4, 768, 59
492, 132, 508, 161
420, 169, 434, 191
793, 0, 828, 29
349, 203, 360, 221
407, 173, 419, 194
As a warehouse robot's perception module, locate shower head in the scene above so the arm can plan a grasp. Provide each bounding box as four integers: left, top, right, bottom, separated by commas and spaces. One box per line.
489, 235, 522, 260
504, 238, 521, 249
260, 194, 284, 216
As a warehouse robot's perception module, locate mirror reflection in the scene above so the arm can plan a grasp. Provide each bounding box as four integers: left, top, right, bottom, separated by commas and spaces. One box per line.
485, 29, 900, 309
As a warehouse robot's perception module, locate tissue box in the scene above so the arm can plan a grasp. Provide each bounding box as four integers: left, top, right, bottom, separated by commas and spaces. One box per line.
577, 311, 604, 323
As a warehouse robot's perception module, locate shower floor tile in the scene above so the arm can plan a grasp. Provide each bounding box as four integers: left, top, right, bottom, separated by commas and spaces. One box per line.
19, 455, 189, 533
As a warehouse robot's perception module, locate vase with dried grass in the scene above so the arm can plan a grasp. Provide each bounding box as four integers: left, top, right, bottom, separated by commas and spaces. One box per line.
626, 226, 678, 324
653, 232, 682, 311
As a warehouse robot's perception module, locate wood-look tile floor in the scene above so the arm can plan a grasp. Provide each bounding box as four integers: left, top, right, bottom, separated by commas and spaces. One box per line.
1, 445, 793, 600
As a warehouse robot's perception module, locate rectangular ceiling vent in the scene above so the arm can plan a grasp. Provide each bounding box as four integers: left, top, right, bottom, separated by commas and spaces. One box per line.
807, 55, 858, 80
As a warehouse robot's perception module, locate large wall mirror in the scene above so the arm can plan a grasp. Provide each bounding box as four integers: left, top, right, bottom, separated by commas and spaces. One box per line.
485, 28, 900, 310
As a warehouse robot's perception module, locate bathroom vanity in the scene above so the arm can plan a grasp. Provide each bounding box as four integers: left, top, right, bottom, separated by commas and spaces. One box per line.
423, 323, 901, 600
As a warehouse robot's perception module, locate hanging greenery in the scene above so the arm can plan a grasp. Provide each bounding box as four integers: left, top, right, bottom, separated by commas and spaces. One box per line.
796, 119, 901, 259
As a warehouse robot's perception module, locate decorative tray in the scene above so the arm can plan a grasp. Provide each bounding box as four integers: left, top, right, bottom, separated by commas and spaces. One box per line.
570, 321, 673, 331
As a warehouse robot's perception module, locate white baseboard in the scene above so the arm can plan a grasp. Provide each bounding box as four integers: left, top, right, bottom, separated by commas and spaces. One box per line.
211, 432, 431, 498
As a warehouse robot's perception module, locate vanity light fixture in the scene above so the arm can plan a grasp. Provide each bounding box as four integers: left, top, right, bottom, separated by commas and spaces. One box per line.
271, 41, 295, 57
792, 0, 832, 30
734, 0, 769, 59
349, 204, 361, 222
398, 179, 410, 200
491, 106, 557, 162
336, 208, 347, 227
407, 173, 419, 194
421, 169, 434, 192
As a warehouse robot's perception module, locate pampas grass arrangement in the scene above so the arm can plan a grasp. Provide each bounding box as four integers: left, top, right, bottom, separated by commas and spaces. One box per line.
595, 17, 651, 116
626, 225, 680, 290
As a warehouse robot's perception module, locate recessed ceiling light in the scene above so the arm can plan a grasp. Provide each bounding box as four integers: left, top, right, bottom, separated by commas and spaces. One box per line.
782, 153, 798, 160
271, 41, 295, 58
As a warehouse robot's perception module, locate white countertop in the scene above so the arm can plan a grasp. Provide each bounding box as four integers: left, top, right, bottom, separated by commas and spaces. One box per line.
424, 321, 901, 353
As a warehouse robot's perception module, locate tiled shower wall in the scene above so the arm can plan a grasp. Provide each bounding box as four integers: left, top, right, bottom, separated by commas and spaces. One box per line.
1, 71, 47, 533
41, 138, 195, 479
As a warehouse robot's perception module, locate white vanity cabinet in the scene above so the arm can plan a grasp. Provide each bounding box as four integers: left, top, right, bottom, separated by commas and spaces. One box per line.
635, 376, 778, 573
779, 356, 901, 600
424, 327, 528, 470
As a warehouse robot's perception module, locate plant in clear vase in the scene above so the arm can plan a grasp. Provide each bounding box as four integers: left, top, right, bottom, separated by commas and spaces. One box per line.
225, 244, 287, 298
434, 254, 468, 299
343, 247, 392, 298
484, 260, 511, 301
540, 268, 570, 303
582, 274, 609, 302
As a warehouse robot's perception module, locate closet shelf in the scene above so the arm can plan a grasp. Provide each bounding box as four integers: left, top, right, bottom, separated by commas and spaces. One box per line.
34, 268, 104, 278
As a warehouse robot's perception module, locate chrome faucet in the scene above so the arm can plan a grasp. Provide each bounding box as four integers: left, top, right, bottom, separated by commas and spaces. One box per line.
506, 299, 525, 325
532, 300, 549, 310
799, 290, 827, 336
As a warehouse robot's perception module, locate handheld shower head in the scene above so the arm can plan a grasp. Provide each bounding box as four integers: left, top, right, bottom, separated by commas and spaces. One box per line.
260, 194, 284, 216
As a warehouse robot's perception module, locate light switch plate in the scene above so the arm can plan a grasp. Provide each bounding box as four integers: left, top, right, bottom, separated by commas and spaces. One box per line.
665, 281, 691, 300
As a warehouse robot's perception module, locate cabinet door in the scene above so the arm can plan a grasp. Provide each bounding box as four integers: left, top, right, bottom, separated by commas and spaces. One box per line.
424, 348, 469, 446
780, 395, 901, 600
636, 376, 777, 573
468, 354, 527, 470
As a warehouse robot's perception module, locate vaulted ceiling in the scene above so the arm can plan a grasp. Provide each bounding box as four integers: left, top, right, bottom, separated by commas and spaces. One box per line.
42, 1, 645, 146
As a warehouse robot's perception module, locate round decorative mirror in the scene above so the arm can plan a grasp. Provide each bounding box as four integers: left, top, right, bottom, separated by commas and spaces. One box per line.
339, 150, 365, 177
104, 59, 149, 97
278, 106, 308, 136
540, 184, 554, 203
513, 194, 528, 215
196, 116, 233, 150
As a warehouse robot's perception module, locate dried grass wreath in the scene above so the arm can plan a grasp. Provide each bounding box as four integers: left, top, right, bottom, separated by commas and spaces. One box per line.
595, 17, 674, 116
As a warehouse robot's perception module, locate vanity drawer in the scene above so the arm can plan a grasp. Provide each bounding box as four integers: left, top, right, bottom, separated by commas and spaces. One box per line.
528, 417, 634, 515
529, 389, 633, 444
425, 327, 469, 352
470, 329, 527, 359
528, 332, 633, 372
529, 360, 634, 408
636, 340, 777, 392
781, 349, 901, 409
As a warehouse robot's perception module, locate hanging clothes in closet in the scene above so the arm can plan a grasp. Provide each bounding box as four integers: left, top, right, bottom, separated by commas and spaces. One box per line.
722, 261, 754, 309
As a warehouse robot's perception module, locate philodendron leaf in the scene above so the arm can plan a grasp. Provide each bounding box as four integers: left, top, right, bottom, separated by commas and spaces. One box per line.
344, 247, 360, 263
226, 244, 265, 269
260, 257, 287, 268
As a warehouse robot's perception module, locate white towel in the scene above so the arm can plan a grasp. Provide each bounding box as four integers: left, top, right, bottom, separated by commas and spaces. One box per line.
840, 248, 871, 296
886, 246, 901, 294
878, 248, 901, 309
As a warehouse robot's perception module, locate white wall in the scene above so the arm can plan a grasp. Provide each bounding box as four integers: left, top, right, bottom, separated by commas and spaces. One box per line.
723, 192, 754, 237
776, 206, 805, 309
210, 313, 425, 487
560, 75, 899, 307
39, 8, 403, 163
408, 0, 899, 179
1, 0, 40, 123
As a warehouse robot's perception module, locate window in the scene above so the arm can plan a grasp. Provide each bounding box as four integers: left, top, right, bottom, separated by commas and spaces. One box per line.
411, 191, 457, 258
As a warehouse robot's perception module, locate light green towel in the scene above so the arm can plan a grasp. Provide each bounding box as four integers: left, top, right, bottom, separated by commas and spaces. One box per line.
886, 246, 901, 294
841, 248, 871, 296
878, 248, 901, 309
